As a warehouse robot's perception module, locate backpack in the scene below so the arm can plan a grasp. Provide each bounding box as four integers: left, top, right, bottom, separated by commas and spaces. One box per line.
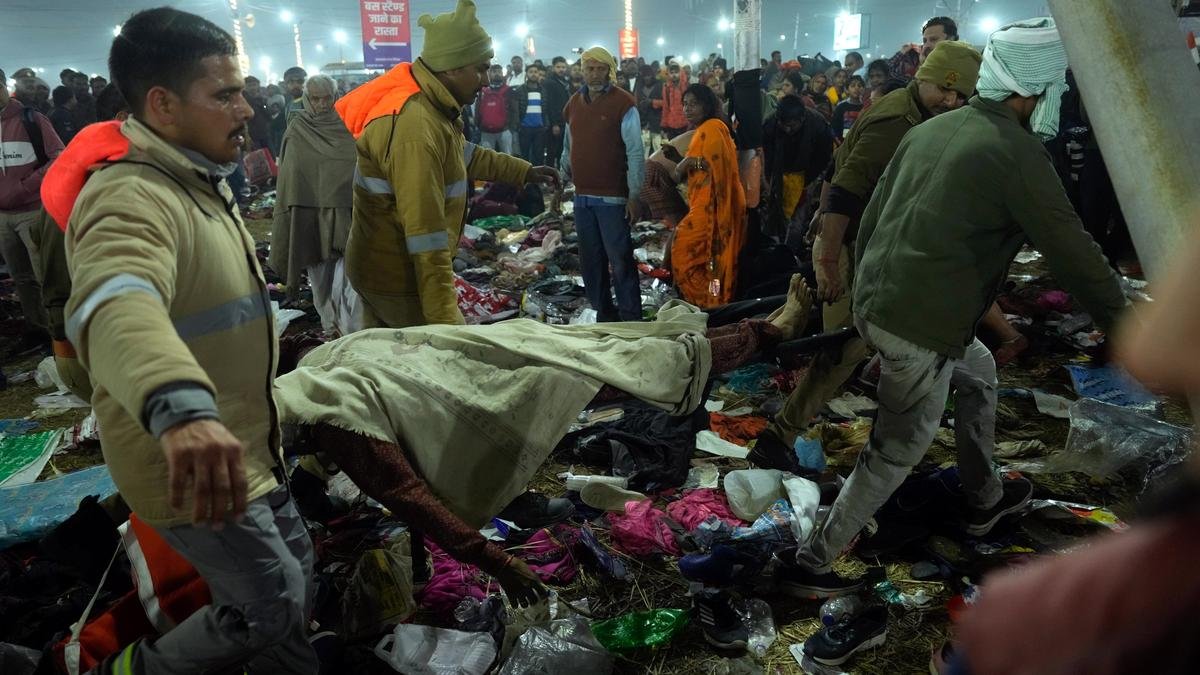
477, 86, 511, 133
20, 107, 50, 167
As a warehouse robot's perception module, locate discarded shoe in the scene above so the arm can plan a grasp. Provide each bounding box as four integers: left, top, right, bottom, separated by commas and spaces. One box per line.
964, 477, 1033, 536
691, 589, 749, 650
678, 544, 760, 586
748, 428, 805, 475
496, 492, 575, 530
579, 481, 646, 512
773, 551, 865, 599
802, 604, 888, 666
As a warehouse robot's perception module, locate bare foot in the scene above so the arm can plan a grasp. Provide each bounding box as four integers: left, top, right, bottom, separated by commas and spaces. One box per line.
770, 274, 813, 340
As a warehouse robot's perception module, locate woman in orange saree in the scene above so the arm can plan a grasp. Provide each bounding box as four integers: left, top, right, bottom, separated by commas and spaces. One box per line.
669, 84, 747, 308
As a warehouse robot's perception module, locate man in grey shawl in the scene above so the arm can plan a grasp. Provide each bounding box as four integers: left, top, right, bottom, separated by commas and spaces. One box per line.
270, 74, 362, 335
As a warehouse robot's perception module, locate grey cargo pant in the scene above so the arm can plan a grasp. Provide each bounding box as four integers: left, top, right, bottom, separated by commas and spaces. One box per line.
132, 484, 317, 674
797, 317, 1004, 572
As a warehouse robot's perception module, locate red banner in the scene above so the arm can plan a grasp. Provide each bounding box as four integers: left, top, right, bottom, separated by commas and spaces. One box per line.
360, 0, 412, 69
619, 28, 639, 60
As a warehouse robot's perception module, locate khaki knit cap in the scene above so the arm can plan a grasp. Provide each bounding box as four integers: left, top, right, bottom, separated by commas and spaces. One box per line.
418, 0, 494, 72
915, 41, 982, 97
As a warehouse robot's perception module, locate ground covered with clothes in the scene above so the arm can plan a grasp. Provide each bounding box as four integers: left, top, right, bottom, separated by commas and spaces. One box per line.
0, 195, 1190, 674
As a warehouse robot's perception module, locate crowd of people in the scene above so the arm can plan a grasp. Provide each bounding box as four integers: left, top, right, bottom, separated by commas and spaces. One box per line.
0, 0, 1189, 673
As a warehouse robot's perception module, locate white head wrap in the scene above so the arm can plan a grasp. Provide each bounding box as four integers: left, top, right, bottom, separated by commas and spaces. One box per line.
977, 17, 1069, 140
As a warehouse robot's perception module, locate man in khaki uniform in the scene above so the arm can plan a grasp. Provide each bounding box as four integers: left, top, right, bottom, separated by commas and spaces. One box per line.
337, 0, 557, 329
752, 41, 983, 469
48, 9, 316, 673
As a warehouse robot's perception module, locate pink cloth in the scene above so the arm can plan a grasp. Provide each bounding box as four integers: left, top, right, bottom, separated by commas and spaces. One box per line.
609, 499, 682, 557
665, 489, 744, 531
416, 543, 492, 618
1037, 290, 1073, 313
519, 528, 578, 584
958, 515, 1200, 675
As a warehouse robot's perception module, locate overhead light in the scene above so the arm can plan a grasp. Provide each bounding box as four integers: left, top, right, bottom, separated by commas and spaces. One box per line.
979, 16, 1001, 32
316, 43, 324, 53
779, 34, 786, 41
689, 51, 700, 63
716, 43, 722, 50
717, 17, 729, 31
333, 29, 348, 45
515, 22, 530, 38
657, 36, 665, 46
112, 24, 121, 37
280, 9, 295, 23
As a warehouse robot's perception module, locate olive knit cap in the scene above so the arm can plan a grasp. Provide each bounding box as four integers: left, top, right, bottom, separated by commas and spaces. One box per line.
915, 40, 982, 97
419, 0, 494, 72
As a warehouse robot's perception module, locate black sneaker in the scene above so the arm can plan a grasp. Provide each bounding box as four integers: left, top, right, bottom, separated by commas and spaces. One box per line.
773, 550, 865, 599
496, 492, 576, 529
964, 477, 1033, 536
803, 605, 888, 666
691, 590, 749, 650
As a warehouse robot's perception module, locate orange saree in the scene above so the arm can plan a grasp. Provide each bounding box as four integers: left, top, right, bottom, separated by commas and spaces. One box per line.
670, 118, 747, 308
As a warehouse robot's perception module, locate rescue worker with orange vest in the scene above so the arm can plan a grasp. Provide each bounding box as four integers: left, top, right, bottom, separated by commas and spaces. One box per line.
337, 0, 559, 329
47, 9, 318, 673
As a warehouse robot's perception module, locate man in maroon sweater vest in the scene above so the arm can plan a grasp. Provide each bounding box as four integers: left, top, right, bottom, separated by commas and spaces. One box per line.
560, 46, 646, 322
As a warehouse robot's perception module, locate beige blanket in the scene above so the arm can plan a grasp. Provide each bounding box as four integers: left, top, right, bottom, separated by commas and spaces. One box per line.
275, 301, 711, 527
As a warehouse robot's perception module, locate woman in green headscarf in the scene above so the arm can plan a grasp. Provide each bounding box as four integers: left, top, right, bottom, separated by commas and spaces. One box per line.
269, 74, 362, 335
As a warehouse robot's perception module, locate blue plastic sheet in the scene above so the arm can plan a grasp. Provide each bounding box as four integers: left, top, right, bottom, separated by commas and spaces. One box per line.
0, 465, 116, 549
1064, 364, 1158, 413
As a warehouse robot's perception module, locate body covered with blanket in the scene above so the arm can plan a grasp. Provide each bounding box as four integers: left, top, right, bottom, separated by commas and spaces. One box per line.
275, 301, 712, 528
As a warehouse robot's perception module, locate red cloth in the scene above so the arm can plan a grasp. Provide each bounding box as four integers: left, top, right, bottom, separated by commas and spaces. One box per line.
708, 413, 768, 446
665, 489, 744, 530
958, 515, 1200, 675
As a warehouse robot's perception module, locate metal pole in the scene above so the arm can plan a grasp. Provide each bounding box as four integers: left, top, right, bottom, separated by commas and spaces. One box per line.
228, 0, 250, 76
733, 0, 760, 72
293, 23, 303, 69
1047, 0, 1200, 283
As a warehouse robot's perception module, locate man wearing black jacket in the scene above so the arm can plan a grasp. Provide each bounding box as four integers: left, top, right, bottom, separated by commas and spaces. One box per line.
543, 57, 571, 169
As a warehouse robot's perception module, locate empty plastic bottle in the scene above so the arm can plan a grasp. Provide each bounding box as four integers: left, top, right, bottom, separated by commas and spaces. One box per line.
819, 594, 864, 627
735, 598, 777, 657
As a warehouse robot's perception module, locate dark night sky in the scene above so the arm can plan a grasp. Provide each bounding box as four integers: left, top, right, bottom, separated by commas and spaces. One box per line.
2, 0, 1052, 83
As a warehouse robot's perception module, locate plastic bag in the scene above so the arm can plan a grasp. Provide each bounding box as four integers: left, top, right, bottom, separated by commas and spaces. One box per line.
34, 356, 66, 391
498, 613, 613, 675
724, 469, 786, 521
343, 539, 416, 639
590, 609, 689, 652
1007, 398, 1190, 479
374, 624, 496, 674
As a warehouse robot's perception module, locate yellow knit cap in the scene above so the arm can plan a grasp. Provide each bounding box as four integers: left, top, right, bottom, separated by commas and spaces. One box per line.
418, 0, 494, 72
915, 41, 982, 97
581, 46, 618, 81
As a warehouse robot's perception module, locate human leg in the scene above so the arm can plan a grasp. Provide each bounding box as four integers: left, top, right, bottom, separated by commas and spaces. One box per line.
595, 205, 642, 321
306, 260, 336, 332
0, 210, 49, 330
573, 200, 618, 320
767, 244, 867, 445
330, 257, 363, 335
131, 486, 317, 674
951, 338, 1004, 511
795, 319, 953, 573
479, 132, 499, 151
